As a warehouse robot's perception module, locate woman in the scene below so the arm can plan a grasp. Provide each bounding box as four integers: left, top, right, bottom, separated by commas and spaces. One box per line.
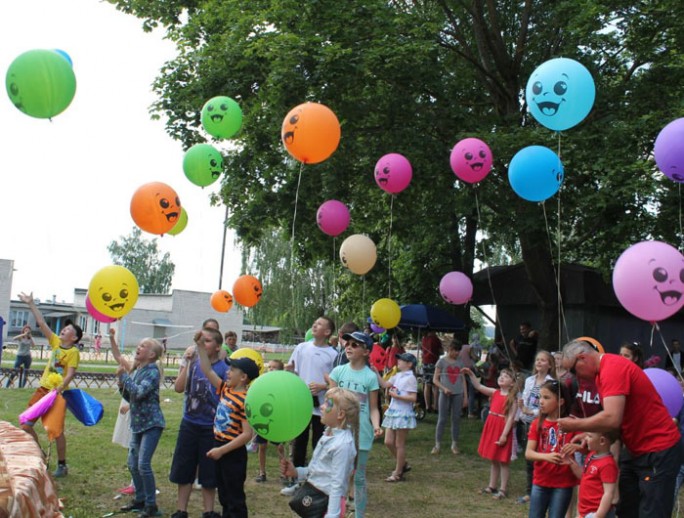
6, 325, 34, 388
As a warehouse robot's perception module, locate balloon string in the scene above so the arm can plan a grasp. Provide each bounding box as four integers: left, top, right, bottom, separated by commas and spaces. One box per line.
653, 322, 683, 381
290, 163, 304, 315
332, 237, 338, 323
541, 200, 569, 348
388, 195, 395, 298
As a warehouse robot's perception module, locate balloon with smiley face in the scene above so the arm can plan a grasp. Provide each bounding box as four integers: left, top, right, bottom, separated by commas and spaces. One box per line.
613, 240, 684, 322
374, 153, 412, 194
233, 275, 263, 307
316, 200, 350, 237
339, 234, 377, 275
183, 144, 224, 187
526, 58, 595, 131
210, 290, 233, 313
508, 145, 564, 202
654, 118, 684, 183
167, 207, 188, 236
370, 298, 401, 329
282, 102, 341, 164
85, 294, 116, 323
201, 96, 243, 139
450, 138, 493, 184
439, 271, 473, 305
130, 182, 182, 235
245, 370, 313, 442
88, 265, 140, 319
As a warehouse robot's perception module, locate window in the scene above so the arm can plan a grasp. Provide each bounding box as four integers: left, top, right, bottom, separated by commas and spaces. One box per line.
10, 310, 29, 328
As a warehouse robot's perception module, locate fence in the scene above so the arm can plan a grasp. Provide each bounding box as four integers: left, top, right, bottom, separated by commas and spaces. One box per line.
0, 368, 178, 390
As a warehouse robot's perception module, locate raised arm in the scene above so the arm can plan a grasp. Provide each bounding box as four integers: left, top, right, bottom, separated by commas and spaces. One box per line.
109, 328, 131, 372
174, 345, 197, 393
18, 292, 52, 340
461, 368, 496, 397
196, 332, 222, 389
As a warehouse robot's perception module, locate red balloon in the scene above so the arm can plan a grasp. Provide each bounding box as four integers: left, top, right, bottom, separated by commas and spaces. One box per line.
233, 275, 263, 307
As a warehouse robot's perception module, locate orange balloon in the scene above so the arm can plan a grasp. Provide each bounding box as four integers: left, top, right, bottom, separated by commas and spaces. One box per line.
210, 290, 233, 313
281, 102, 341, 164
233, 275, 263, 307
130, 182, 181, 235
576, 336, 605, 354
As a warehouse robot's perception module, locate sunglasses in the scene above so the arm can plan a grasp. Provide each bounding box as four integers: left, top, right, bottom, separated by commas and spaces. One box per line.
345, 341, 363, 349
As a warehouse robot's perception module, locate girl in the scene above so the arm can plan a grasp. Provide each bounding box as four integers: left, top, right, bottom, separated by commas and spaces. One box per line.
462, 367, 518, 499
432, 339, 468, 455
525, 380, 577, 518
280, 387, 360, 518
619, 341, 644, 368
518, 350, 556, 504
110, 329, 165, 518
6, 325, 34, 388
378, 353, 418, 482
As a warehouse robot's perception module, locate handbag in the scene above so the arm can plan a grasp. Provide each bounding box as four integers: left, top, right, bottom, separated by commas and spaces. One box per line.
288, 482, 329, 518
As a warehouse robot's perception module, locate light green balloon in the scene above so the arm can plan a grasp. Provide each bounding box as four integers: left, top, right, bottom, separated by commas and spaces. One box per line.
245, 371, 314, 442
6, 49, 77, 119
201, 96, 242, 139
305, 328, 314, 342
183, 144, 224, 187
167, 207, 188, 236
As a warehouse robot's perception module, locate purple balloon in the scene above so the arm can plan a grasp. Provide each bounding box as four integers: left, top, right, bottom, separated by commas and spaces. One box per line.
655, 118, 684, 183
374, 153, 412, 194
644, 368, 684, 417
316, 200, 350, 237
439, 271, 473, 305
370, 323, 385, 334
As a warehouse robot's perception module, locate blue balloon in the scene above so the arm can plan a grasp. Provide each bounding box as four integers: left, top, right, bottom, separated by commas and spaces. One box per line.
526, 58, 595, 131
508, 146, 564, 202
53, 49, 73, 67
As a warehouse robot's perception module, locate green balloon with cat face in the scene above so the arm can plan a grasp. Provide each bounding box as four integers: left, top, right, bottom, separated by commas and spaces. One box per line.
183, 144, 224, 187
201, 96, 242, 139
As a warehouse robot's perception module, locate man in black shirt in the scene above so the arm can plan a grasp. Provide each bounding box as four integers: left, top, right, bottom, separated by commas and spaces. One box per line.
509, 321, 539, 373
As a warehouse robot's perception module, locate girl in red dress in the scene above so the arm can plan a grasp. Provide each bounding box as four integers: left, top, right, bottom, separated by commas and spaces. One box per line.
463, 367, 518, 500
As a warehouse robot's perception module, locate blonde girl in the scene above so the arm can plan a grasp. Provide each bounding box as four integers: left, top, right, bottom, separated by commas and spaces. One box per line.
463, 367, 518, 499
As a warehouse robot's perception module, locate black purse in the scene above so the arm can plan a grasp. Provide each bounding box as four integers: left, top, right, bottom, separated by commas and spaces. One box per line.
288, 482, 329, 518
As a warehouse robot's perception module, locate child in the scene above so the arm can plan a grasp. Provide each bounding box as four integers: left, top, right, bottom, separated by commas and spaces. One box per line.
462, 367, 518, 499
378, 352, 418, 482
329, 331, 382, 517
255, 359, 286, 483
280, 387, 359, 518
525, 380, 578, 518
18, 291, 82, 478
568, 431, 618, 518
196, 335, 259, 518
110, 330, 166, 518
432, 339, 468, 455
6, 324, 34, 388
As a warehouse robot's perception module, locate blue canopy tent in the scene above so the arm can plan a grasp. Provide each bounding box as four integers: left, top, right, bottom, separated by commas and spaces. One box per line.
398, 304, 466, 332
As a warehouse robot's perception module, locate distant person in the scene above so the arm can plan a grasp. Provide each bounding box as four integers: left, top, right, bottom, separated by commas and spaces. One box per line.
666, 338, 683, 374
331, 322, 360, 369
94, 333, 102, 357
222, 330, 238, 357
432, 340, 467, 455
509, 321, 539, 373
421, 329, 443, 412
619, 341, 644, 369
6, 324, 34, 388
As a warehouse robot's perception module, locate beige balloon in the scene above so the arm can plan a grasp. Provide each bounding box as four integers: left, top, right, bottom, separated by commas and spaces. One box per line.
339, 234, 377, 275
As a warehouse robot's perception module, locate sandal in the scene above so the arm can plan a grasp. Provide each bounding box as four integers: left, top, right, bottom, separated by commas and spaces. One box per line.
493, 490, 507, 499
385, 472, 403, 482
479, 486, 497, 495
401, 463, 412, 475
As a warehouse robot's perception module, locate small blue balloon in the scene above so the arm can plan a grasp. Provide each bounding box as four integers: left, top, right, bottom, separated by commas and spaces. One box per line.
526, 58, 595, 131
53, 49, 73, 67
508, 146, 564, 202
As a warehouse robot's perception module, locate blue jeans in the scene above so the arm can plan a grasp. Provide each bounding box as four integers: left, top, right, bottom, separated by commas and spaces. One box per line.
528, 484, 573, 518
354, 450, 369, 517
6, 354, 31, 388
128, 426, 163, 506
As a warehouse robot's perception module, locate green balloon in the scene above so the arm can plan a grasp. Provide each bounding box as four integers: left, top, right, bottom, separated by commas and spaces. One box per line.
304, 328, 314, 342
6, 49, 77, 119
183, 144, 224, 187
245, 371, 314, 442
167, 207, 188, 236
201, 96, 242, 139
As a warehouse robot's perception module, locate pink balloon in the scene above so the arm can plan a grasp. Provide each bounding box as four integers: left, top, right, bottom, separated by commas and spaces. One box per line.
374, 153, 412, 194
450, 138, 493, 184
316, 200, 350, 237
86, 295, 117, 323
613, 240, 684, 322
439, 271, 473, 305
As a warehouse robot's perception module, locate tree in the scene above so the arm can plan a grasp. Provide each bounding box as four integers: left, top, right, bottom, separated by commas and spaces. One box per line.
108, 227, 175, 294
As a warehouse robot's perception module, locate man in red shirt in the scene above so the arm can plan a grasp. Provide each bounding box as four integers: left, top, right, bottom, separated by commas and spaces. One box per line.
558, 339, 681, 518
421, 330, 443, 412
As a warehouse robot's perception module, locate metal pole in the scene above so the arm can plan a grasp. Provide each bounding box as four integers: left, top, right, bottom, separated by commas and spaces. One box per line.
218, 205, 229, 290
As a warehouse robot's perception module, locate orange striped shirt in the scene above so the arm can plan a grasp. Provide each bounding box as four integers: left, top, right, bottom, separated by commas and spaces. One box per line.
214, 383, 247, 443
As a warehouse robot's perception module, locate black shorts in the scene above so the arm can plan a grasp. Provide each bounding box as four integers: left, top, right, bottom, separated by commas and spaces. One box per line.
169, 419, 218, 487
422, 363, 436, 384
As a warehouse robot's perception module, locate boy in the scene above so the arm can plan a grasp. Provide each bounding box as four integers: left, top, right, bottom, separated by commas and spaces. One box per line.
255, 359, 286, 483
169, 326, 228, 518
197, 337, 259, 518
18, 291, 82, 478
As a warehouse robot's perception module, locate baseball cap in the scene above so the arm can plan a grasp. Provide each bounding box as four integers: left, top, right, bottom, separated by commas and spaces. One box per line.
227, 357, 260, 381
395, 352, 417, 367
342, 331, 373, 349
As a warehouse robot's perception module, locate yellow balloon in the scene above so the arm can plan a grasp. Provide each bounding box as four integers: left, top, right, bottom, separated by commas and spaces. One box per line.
370, 298, 401, 329
230, 347, 265, 376
88, 265, 140, 318
339, 234, 377, 275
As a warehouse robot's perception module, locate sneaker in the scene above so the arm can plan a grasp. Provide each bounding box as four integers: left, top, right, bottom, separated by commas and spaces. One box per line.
117, 484, 135, 495
53, 464, 69, 478
451, 442, 460, 455
170, 511, 188, 518
280, 483, 299, 496
431, 445, 440, 455
140, 504, 160, 517
120, 500, 145, 512
255, 473, 267, 483
192, 478, 201, 490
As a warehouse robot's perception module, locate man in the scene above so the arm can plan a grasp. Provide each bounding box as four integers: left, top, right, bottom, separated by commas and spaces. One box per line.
666, 338, 683, 374
558, 339, 681, 518
421, 329, 442, 412
508, 321, 538, 373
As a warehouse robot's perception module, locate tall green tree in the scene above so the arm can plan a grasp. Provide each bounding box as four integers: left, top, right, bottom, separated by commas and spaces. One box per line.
108, 227, 175, 294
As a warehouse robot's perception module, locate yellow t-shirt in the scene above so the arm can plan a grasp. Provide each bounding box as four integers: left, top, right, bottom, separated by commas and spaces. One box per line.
39, 333, 80, 389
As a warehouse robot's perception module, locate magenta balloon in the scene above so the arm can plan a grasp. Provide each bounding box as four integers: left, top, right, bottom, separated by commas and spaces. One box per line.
644, 368, 684, 417
439, 271, 473, 305
316, 200, 350, 237
613, 241, 684, 322
450, 138, 493, 184
654, 118, 684, 183
374, 153, 412, 194
86, 296, 116, 323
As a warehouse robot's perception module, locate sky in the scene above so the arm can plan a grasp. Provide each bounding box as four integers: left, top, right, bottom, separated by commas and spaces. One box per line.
0, 0, 242, 303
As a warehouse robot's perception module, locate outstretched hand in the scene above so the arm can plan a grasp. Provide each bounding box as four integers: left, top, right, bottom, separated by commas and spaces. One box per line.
18, 292, 34, 305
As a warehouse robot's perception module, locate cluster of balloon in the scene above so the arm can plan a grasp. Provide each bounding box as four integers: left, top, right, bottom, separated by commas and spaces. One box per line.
370, 322, 385, 334
370, 298, 401, 329
245, 370, 314, 442
130, 182, 182, 235
183, 144, 224, 187
439, 271, 473, 305
450, 138, 493, 184
210, 290, 233, 313
201, 96, 243, 139
282, 102, 341, 164
654, 118, 684, 183
316, 200, 350, 237
85, 294, 116, 323
167, 208, 188, 236
508, 146, 564, 202
88, 265, 140, 319
230, 347, 265, 376
5, 49, 76, 119
612, 240, 684, 322
374, 153, 412, 194
233, 275, 263, 307
339, 234, 377, 275
644, 368, 684, 417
